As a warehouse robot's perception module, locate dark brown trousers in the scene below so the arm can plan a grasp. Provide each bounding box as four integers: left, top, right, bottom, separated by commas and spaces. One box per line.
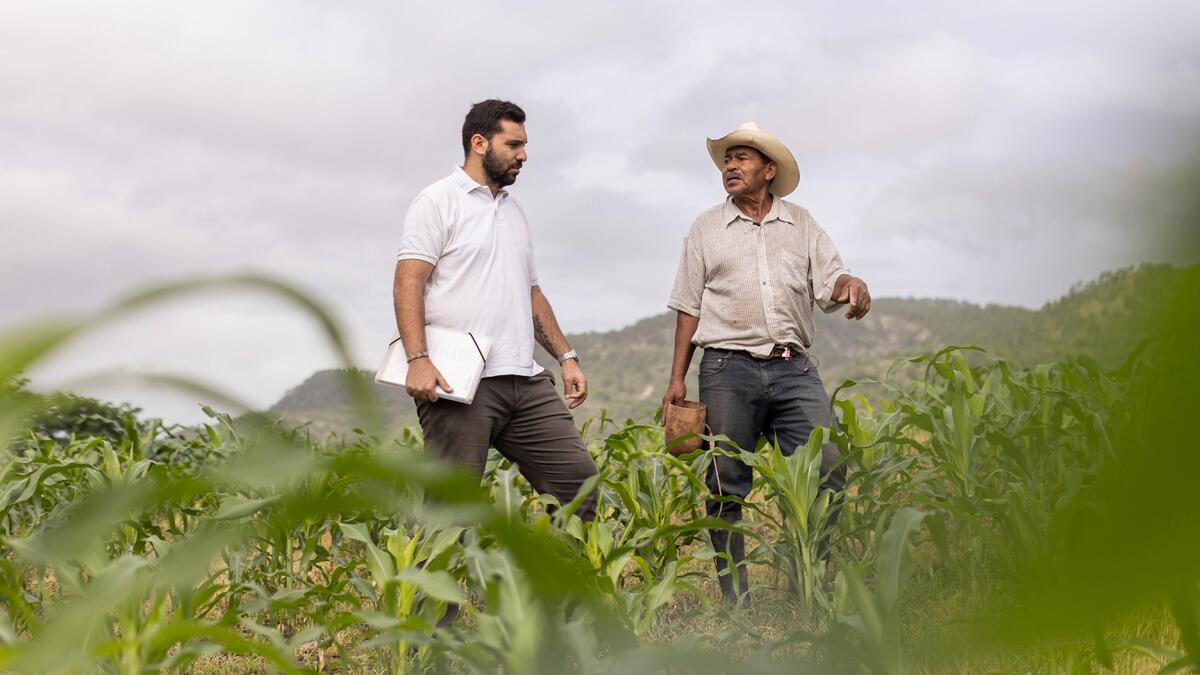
415, 370, 598, 521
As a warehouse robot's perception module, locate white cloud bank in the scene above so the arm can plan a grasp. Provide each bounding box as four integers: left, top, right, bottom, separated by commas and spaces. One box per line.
2, 0, 1198, 421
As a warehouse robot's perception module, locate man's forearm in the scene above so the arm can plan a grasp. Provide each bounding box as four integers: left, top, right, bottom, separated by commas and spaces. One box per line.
669, 311, 700, 382
393, 262, 431, 356
531, 286, 572, 359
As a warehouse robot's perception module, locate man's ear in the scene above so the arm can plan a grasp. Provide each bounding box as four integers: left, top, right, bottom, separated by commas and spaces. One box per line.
765, 161, 777, 181
470, 133, 489, 157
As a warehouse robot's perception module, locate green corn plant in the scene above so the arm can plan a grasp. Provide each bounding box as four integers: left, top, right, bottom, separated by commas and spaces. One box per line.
0, 557, 39, 644
0, 438, 98, 536
565, 513, 712, 637
594, 425, 719, 629
736, 427, 838, 614
457, 539, 550, 674
835, 507, 926, 675
602, 449, 709, 579
453, 517, 635, 675
338, 521, 465, 674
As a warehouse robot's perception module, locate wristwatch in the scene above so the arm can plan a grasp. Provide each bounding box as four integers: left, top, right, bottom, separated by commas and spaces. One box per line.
556, 349, 579, 365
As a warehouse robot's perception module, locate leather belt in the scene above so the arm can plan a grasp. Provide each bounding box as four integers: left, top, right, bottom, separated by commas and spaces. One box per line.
765, 344, 800, 360
707, 345, 803, 360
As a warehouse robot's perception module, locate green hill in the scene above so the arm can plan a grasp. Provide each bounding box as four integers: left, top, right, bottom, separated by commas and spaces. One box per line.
268, 264, 1183, 435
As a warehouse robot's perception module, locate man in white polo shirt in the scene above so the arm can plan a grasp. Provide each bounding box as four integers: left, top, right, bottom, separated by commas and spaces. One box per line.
393, 99, 597, 522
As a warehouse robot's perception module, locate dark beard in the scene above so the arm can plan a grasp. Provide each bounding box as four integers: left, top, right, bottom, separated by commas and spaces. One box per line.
483, 148, 521, 187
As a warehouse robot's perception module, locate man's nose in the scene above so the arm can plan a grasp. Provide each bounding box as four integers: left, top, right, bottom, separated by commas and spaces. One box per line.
517, 149, 528, 162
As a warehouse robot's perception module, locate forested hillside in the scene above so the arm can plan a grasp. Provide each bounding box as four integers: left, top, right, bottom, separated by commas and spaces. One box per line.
269, 265, 1179, 435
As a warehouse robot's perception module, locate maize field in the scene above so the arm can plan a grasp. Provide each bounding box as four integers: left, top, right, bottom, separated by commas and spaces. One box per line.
0, 271, 1197, 674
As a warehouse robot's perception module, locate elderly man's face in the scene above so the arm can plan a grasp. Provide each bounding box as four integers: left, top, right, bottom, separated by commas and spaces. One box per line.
722, 145, 776, 197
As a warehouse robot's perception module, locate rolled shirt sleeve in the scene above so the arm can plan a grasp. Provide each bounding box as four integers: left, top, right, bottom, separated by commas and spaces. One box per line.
667, 233, 704, 316
810, 223, 851, 313
396, 194, 447, 265
528, 246, 539, 287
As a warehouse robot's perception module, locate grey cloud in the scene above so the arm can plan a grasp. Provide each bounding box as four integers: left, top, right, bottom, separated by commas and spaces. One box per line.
4, 0, 1199, 422
516, 183, 700, 331
626, 31, 992, 193
854, 152, 1200, 306
860, 155, 1198, 246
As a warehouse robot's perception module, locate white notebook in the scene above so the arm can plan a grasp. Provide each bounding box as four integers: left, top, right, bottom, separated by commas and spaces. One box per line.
375, 326, 493, 404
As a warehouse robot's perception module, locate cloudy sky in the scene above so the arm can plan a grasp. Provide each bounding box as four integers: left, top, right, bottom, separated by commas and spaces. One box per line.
4, 1, 1198, 422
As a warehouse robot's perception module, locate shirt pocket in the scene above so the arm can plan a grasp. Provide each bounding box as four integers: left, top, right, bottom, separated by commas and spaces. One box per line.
779, 250, 812, 300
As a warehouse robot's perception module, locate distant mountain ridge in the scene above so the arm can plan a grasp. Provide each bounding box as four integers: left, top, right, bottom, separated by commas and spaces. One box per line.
269, 265, 1182, 435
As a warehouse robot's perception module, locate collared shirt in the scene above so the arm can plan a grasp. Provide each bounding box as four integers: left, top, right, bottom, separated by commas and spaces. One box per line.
667, 196, 850, 356
396, 167, 543, 378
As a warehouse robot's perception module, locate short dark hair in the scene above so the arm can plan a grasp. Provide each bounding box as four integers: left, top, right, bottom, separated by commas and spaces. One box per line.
461, 99, 526, 155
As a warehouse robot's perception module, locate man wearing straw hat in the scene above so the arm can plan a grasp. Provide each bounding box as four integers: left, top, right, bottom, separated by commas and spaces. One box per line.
662, 122, 871, 607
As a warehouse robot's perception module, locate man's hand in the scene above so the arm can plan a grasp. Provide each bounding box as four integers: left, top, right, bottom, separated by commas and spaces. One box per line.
834, 276, 871, 320
561, 359, 587, 409
405, 358, 452, 402
661, 378, 687, 415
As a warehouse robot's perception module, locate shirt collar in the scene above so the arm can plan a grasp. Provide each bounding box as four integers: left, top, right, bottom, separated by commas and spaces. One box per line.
722, 194, 793, 227
450, 166, 507, 198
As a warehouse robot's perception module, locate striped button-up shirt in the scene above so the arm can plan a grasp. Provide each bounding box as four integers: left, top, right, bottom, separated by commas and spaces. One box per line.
667, 196, 850, 356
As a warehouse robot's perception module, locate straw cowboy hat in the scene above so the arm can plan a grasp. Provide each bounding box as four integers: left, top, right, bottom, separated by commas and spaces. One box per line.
706, 122, 800, 197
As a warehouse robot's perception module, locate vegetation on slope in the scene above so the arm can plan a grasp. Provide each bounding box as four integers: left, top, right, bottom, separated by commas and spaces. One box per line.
272, 264, 1179, 434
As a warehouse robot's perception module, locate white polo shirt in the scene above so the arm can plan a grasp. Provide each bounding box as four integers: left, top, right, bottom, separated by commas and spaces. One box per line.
396, 167, 543, 378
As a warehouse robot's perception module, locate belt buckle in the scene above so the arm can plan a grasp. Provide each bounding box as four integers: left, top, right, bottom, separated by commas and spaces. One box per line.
782, 345, 793, 360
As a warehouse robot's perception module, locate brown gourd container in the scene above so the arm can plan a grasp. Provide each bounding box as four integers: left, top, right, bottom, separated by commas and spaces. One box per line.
663, 400, 708, 456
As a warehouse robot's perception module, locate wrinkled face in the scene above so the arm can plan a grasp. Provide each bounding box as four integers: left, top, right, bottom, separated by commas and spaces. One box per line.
722, 145, 776, 197
478, 119, 528, 187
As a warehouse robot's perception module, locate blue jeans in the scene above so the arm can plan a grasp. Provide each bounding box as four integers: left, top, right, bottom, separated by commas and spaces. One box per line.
698, 347, 846, 600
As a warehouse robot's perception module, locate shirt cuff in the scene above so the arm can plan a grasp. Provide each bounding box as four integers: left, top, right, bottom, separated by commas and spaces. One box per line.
816, 269, 852, 312
667, 298, 701, 317
396, 252, 438, 265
